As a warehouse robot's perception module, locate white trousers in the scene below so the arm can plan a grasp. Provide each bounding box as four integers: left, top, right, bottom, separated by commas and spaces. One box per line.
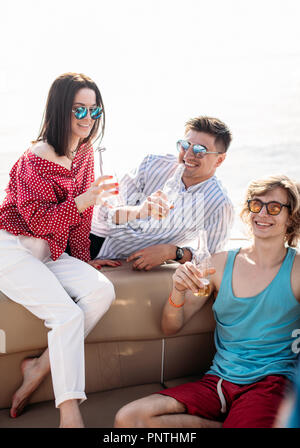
0, 230, 115, 407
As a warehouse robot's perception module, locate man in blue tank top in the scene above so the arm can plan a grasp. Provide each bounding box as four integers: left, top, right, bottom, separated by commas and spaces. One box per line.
114, 174, 300, 428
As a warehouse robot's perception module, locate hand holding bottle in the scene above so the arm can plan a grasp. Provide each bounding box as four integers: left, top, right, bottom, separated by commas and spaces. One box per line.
172, 262, 204, 294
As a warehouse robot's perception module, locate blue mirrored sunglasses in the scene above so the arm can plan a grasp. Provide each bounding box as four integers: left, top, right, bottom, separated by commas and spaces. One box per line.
72, 106, 103, 120
176, 139, 223, 158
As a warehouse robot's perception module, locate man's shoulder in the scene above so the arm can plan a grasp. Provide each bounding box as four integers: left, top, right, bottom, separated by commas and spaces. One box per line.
202, 176, 234, 210
209, 176, 231, 196
123, 153, 176, 179
143, 153, 177, 167
140, 154, 178, 180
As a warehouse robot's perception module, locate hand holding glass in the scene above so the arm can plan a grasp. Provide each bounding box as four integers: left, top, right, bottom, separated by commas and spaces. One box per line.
94, 176, 120, 206
192, 261, 213, 297
96, 145, 125, 208
192, 232, 215, 297
74, 176, 119, 213
100, 170, 125, 208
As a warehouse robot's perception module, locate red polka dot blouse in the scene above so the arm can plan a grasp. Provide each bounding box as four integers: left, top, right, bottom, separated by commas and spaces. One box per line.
0, 144, 95, 262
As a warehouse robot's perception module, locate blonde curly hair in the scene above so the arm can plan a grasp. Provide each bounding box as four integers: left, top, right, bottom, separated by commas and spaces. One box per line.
240, 175, 300, 247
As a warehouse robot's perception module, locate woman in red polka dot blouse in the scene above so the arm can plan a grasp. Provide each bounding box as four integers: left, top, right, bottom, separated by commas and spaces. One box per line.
0, 73, 120, 427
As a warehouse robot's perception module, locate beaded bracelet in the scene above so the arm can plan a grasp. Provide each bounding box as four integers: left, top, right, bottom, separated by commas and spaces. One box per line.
168, 293, 185, 308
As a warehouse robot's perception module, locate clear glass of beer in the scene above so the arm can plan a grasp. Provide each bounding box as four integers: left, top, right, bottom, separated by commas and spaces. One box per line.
192, 231, 213, 297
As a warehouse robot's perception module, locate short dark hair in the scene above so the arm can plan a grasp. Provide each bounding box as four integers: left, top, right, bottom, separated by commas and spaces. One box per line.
185, 116, 232, 152
35, 72, 105, 156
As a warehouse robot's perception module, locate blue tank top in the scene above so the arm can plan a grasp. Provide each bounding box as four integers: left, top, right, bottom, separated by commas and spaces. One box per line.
207, 247, 300, 383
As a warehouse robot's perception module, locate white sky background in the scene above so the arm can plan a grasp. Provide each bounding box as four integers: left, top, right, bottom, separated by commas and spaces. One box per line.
0, 0, 300, 180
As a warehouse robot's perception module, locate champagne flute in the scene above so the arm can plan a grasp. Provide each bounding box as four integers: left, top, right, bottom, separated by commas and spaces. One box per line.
96, 145, 124, 208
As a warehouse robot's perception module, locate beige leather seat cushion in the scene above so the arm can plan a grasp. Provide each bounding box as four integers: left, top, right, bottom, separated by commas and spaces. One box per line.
0, 261, 216, 424
0, 262, 215, 354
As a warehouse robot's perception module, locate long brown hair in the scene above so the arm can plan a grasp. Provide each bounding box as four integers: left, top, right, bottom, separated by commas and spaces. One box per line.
35, 72, 105, 156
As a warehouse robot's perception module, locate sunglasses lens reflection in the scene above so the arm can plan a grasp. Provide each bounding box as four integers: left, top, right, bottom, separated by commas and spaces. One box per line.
74, 107, 87, 119
181, 140, 190, 150
90, 107, 102, 120
249, 200, 262, 213
268, 203, 281, 215
193, 146, 206, 158
177, 140, 188, 151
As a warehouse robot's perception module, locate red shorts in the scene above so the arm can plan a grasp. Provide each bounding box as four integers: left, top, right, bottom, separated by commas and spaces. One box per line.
158, 374, 288, 428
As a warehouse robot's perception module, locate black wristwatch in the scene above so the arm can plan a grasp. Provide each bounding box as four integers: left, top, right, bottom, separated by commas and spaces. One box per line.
174, 246, 185, 261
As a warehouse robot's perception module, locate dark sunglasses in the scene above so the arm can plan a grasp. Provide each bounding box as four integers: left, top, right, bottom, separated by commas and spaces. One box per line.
177, 139, 223, 159
247, 199, 290, 216
72, 106, 103, 120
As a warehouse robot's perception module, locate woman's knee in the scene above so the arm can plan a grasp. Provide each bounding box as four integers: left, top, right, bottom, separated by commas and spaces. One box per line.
77, 279, 115, 334
99, 278, 116, 308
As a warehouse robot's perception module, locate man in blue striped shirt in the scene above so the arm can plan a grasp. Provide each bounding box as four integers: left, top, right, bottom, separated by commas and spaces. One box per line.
90, 116, 234, 270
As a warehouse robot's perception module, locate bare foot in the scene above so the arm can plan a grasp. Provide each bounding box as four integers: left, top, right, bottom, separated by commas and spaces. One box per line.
10, 357, 47, 418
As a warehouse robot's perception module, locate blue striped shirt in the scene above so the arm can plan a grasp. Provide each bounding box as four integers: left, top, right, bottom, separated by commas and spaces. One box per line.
91, 154, 234, 259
